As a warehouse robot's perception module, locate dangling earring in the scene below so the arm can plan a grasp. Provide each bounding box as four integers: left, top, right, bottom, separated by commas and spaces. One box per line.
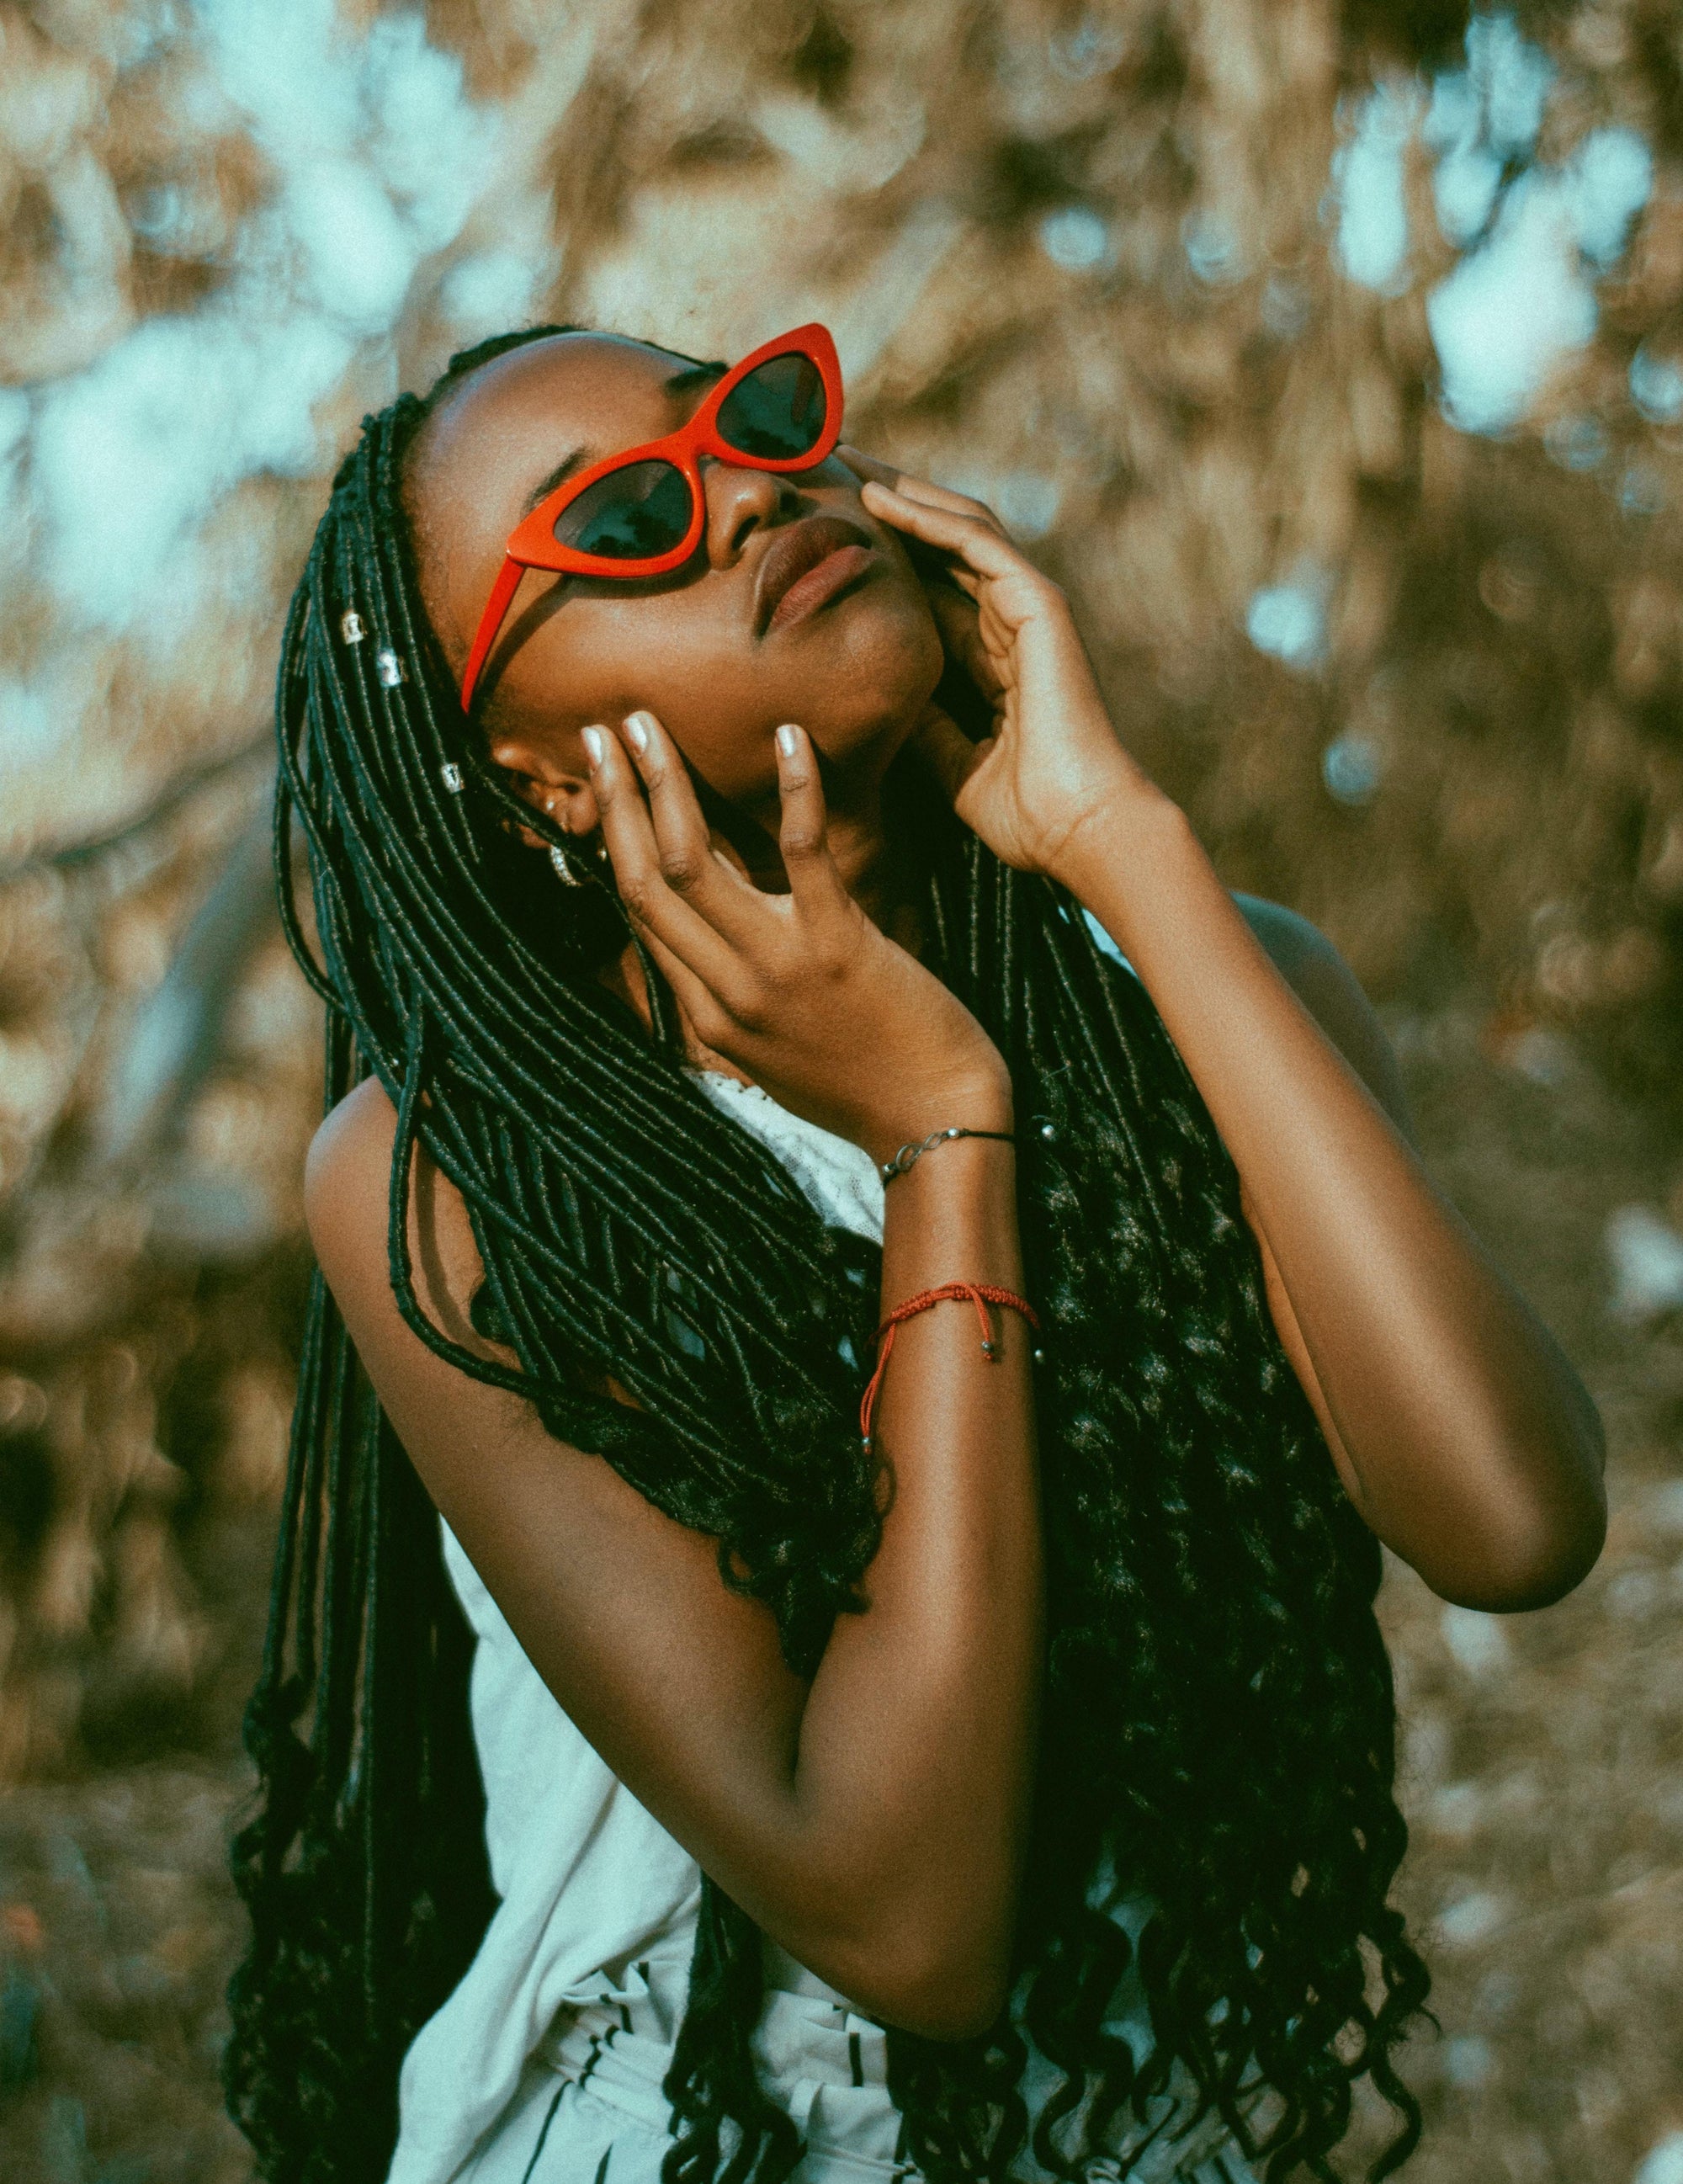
545, 801, 587, 887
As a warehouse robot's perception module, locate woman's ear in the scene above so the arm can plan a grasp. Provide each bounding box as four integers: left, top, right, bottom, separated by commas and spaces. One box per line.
487, 730, 602, 843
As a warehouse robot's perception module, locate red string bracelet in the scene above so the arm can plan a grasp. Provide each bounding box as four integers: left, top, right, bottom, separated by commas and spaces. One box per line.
858, 1282, 1040, 1451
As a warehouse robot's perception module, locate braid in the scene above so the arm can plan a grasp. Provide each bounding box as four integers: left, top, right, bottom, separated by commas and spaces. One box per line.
226, 326, 1428, 2184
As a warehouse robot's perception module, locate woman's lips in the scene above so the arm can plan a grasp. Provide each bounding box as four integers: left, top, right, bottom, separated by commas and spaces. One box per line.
766, 543, 874, 633
755, 514, 878, 635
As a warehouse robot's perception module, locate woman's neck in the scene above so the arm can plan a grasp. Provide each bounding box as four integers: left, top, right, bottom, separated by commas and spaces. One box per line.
760, 778, 897, 916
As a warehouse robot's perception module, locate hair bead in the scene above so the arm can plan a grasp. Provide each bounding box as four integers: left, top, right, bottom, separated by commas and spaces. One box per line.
440, 763, 464, 794
375, 647, 407, 687
339, 609, 365, 643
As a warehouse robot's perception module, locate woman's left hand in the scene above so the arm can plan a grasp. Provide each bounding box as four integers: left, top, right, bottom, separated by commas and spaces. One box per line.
842, 449, 1165, 879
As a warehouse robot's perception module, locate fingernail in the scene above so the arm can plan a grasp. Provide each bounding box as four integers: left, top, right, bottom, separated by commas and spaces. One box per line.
581, 725, 605, 766
776, 723, 799, 757
624, 712, 651, 753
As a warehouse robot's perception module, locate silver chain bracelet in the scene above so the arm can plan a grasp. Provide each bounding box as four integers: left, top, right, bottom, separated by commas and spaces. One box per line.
879, 1127, 1016, 1185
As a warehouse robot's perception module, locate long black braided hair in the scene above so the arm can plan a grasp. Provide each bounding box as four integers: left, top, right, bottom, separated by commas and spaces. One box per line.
225, 327, 1431, 2183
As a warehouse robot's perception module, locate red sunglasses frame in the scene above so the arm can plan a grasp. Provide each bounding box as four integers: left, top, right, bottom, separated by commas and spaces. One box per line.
459, 321, 844, 711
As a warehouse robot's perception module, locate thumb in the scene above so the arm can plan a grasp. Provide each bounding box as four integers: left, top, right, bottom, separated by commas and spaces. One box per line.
926, 581, 1003, 704
911, 704, 993, 813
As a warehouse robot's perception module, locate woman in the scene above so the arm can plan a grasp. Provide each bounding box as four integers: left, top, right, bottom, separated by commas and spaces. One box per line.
225, 321, 1606, 2184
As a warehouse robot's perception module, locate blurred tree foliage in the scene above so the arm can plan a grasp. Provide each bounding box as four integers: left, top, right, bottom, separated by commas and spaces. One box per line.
0, 3, 1680, 2177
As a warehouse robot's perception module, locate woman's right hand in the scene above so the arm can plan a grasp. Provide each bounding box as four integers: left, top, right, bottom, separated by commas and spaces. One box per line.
582, 711, 1011, 1166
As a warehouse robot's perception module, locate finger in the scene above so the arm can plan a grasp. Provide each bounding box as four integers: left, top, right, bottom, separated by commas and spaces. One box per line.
773, 723, 847, 916
633, 915, 749, 1059
620, 709, 761, 943
860, 480, 1026, 580
912, 706, 993, 813
836, 443, 901, 490
860, 466, 1008, 534
926, 581, 1005, 703
908, 552, 985, 604
582, 725, 743, 986
840, 445, 1011, 536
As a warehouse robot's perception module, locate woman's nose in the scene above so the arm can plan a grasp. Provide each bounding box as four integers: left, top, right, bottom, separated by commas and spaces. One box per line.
702, 459, 799, 566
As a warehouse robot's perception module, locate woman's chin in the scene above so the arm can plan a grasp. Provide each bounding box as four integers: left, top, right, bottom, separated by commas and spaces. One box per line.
804, 659, 943, 783
804, 592, 944, 757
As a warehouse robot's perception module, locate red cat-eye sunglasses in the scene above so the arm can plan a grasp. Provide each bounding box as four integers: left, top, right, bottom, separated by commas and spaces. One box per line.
459, 322, 845, 711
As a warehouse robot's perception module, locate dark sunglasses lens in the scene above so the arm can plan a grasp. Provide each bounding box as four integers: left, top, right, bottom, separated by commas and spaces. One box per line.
555, 460, 692, 560
716, 354, 828, 461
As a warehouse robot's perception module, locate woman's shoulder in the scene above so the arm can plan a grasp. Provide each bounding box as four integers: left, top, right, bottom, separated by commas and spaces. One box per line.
304, 1076, 399, 1269
304, 1077, 490, 1350
308, 1072, 397, 1174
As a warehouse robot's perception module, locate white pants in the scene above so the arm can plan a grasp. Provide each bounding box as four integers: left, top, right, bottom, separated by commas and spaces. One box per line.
455, 1948, 1260, 2183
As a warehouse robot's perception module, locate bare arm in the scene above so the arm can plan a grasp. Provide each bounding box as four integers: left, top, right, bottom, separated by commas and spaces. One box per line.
1064, 821, 1604, 1610
859, 462, 1606, 1614
1218, 894, 1606, 1607
308, 717, 1043, 2043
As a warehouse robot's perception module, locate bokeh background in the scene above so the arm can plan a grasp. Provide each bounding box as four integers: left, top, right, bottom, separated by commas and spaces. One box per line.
0, 1, 1681, 2179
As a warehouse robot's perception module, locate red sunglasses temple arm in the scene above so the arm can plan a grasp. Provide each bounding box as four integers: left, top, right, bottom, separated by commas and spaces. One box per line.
460, 557, 525, 713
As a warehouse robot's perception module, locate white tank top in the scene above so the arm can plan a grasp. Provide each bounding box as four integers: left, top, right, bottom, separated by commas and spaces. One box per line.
387, 1072, 1253, 2184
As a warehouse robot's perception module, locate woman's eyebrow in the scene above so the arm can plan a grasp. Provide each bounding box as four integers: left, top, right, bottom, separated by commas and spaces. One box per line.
665, 359, 728, 396
522, 447, 589, 516
518, 362, 727, 513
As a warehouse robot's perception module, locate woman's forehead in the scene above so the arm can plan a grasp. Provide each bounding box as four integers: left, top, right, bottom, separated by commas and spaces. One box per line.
407, 331, 707, 604
420, 332, 702, 492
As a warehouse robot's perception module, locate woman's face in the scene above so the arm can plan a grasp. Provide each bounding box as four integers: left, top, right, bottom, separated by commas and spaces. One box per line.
406, 332, 945, 832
